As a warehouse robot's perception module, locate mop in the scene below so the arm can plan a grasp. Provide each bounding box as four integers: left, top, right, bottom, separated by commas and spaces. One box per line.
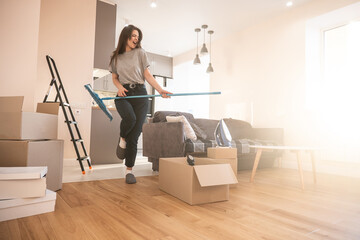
84, 84, 221, 121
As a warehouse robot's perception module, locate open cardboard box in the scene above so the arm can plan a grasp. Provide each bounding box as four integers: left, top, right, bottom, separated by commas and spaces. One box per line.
0, 140, 64, 191
207, 147, 238, 188
0, 96, 59, 140
159, 157, 238, 205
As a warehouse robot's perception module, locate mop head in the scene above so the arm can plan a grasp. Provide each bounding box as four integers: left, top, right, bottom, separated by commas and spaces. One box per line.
84, 84, 113, 121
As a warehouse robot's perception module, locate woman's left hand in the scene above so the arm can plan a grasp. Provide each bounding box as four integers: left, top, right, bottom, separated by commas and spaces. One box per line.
159, 89, 172, 98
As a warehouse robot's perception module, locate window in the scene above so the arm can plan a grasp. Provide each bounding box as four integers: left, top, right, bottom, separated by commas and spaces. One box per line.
306, 2, 360, 162
321, 22, 360, 129
155, 55, 210, 118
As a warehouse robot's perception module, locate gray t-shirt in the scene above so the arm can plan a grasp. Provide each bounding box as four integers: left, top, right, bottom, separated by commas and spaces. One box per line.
109, 48, 150, 85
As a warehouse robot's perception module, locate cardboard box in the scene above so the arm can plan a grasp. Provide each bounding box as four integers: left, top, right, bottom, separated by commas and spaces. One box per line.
0, 96, 59, 140
0, 189, 56, 222
0, 167, 47, 199
207, 147, 238, 187
159, 157, 238, 205
0, 140, 64, 191
207, 147, 237, 159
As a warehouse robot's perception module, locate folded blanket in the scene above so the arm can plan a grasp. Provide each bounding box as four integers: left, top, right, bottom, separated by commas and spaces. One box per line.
185, 138, 280, 155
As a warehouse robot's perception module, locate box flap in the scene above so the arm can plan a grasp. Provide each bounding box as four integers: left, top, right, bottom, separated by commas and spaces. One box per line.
36, 102, 60, 115
0, 96, 24, 112
193, 164, 238, 187
0, 167, 47, 180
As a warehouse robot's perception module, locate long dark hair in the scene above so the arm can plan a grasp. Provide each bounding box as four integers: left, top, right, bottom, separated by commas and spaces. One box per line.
109, 25, 143, 66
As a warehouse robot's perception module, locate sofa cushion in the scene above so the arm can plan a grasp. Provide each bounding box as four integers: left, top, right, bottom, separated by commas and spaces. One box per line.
166, 115, 197, 141
189, 122, 207, 139
193, 118, 219, 140
153, 111, 195, 123
223, 118, 254, 139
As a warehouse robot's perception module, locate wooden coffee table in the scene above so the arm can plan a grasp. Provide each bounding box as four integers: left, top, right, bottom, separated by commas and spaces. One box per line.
249, 145, 318, 190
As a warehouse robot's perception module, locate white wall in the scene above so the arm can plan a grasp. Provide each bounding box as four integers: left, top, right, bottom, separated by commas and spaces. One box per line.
1, 0, 96, 159
0, 0, 41, 112
37, 0, 97, 159
174, 0, 360, 177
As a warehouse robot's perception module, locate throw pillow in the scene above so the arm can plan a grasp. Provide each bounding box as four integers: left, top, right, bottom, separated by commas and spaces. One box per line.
166, 115, 197, 141
223, 118, 253, 139
153, 111, 195, 123
189, 122, 207, 140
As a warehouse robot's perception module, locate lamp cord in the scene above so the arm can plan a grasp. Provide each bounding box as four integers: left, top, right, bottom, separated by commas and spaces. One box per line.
209, 34, 211, 61
203, 28, 206, 44
197, 32, 199, 53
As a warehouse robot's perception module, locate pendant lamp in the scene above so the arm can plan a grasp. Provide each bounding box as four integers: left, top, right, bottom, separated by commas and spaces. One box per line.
200, 25, 208, 55
193, 28, 201, 65
206, 30, 214, 73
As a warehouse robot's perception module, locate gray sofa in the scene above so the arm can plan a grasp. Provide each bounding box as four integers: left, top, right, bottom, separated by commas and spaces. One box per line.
142, 111, 283, 171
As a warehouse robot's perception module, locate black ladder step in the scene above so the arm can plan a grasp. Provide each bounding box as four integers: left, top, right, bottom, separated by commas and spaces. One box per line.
61, 102, 70, 107
71, 139, 83, 142
78, 156, 89, 161
65, 120, 77, 124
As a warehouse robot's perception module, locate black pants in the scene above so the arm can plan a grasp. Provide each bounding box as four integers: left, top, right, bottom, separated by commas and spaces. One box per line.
114, 85, 149, 168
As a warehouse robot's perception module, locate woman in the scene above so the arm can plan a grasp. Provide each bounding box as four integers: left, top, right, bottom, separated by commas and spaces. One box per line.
109, 25, 171, 184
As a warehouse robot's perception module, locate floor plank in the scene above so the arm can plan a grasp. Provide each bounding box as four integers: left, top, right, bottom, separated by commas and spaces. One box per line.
1, 169, 360, 240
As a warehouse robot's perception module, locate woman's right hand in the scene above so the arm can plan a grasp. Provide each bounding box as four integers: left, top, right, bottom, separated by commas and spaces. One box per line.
158, 89, 172, 98
117, 85, 128, 97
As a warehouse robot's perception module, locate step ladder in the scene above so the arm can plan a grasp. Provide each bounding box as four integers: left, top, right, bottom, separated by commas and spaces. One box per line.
44, 55, 92, 174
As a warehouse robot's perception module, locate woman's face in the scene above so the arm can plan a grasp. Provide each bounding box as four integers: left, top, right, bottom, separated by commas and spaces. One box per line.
126, 30, 139, 51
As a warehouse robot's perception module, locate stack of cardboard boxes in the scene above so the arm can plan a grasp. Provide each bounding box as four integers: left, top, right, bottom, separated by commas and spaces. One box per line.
0, 166, 56, 222
159, 147, 238, 205
0, 96, 64, 191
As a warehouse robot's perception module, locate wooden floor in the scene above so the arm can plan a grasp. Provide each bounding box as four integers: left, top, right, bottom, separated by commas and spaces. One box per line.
1, 168, 360, 240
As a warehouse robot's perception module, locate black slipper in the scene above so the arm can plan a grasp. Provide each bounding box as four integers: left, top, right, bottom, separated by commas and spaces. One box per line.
126, 173, 136, 184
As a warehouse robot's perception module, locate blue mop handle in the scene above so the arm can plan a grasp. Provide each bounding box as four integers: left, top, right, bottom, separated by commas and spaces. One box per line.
101, 91, 221, 100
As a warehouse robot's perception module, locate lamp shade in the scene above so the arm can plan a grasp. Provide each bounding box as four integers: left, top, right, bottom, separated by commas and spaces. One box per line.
206, 63, 214, 73
193, 54, 201, 65
200, 43, 208, 55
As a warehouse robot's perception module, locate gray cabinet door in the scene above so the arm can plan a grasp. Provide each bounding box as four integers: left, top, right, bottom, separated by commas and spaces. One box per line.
94, 0, 116, 70
90, 107, 144, 164
90, 108, 122, 164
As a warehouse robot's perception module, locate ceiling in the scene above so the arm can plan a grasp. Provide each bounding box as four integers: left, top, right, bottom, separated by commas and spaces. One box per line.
112, 0, 314, 57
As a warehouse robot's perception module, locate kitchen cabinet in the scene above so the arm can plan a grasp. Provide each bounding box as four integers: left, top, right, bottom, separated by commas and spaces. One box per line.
93, 73, 118, 92
147, 52, 173, 78
90, 107, 121, 164
90, 107, 144, 164
93, 0, 116, 70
